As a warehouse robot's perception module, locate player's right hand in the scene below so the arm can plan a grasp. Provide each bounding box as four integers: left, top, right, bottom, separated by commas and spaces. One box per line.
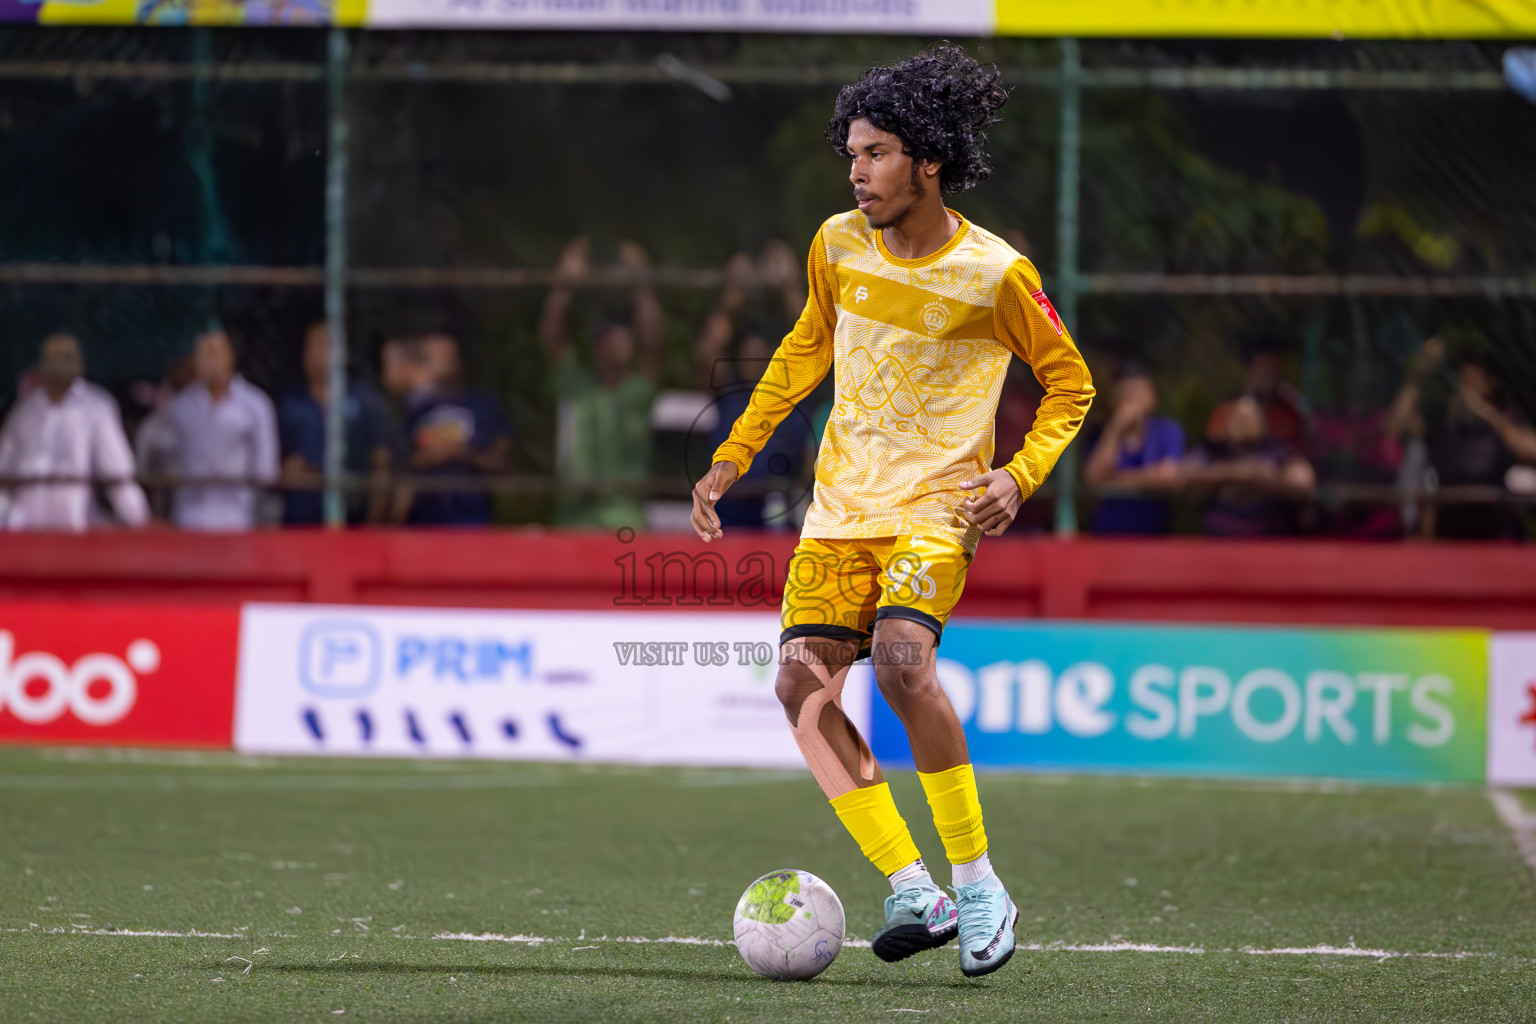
690, 461, 740, 542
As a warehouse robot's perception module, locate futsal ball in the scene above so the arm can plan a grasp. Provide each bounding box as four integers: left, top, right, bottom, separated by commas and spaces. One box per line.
732, 868, 845, 980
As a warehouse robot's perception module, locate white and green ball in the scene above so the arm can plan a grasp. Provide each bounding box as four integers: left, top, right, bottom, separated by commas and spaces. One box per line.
732, 868, 845, 980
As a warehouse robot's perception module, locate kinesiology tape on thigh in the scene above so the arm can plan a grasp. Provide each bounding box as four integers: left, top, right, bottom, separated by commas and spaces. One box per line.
784, 652, 876, 800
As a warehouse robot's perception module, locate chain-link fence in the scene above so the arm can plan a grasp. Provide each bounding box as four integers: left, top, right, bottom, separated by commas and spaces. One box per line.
1, 28, 1533, 536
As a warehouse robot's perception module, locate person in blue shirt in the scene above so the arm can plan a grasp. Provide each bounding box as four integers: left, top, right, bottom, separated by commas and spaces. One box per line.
277, 321, 404, 526
1083, 362, 1186, 534
692, 243, 820, 530
705, 319, 814, 529
1185, 394, 1315, 537
399, 331, 513, 526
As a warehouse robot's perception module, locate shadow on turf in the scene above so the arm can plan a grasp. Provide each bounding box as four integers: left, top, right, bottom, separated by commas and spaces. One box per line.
263, 962, 976, 989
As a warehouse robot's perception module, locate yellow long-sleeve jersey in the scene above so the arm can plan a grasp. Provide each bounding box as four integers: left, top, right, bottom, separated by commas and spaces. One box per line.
713, 209, 1095, 553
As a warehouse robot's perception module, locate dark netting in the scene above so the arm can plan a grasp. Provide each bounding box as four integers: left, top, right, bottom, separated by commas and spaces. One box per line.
0, 28, 1531, 533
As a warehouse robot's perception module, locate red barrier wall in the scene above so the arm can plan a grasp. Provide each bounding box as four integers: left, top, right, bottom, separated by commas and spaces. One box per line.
0, 531, 1532, 629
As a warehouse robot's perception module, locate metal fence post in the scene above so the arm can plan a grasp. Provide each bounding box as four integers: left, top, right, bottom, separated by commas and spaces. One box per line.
1053, 37, 1083, 538
188, 29, 233, 265
323, 27, 351, 529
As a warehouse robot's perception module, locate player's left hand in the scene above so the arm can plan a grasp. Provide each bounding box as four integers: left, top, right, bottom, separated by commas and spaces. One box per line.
958, 470, 1023, 537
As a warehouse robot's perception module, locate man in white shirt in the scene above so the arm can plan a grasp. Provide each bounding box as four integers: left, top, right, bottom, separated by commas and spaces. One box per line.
0, 333, 148, 531
139, 326, 279, 531
133, 354, 195, 521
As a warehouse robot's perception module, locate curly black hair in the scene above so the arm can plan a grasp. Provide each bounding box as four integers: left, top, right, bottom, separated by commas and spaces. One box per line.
827, 43, 1009, 195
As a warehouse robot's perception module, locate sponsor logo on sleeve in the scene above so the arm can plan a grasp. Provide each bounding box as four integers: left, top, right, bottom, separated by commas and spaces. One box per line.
1030, 289, 1064, 335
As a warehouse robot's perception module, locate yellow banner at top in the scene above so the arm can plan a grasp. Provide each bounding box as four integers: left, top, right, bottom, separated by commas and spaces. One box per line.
996, 0, 1536, 38
20, 0, 1536, 34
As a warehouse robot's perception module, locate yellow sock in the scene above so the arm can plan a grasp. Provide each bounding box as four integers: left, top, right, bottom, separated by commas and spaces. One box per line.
829, 782, 923, 876
918, 764, 989, 866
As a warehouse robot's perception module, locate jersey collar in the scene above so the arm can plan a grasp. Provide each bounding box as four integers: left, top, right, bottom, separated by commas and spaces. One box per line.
873, 208, 970, 269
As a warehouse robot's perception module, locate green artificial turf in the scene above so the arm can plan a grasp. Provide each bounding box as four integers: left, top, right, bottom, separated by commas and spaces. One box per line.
1, 747, 1534, 1022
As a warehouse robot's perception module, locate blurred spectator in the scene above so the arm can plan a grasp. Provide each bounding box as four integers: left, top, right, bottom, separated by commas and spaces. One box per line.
0, 333, 147, 531
1388, 338, 1536, 539
989, 364, 1055, 534
1083, 362, 1185, 535
696, 242, 814, 528
378, 333, 443, 522
277, 321, 403, 526
138, 326, 279, 531
694, 240, 806, 391
396, 330, 513, 527
1001, 228, 1036, 262
705, 318, 811, 528
1307, 341, 1405, 538
541, 237, 663, 529
381, 334, 436, 408
1185, 394, 1315, 536
1207, 340, 1306, 445
133, 355, 195, 521
1306, 409, 1404, 538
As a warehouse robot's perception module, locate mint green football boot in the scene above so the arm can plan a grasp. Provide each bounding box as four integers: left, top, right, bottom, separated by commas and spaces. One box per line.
871, 886, 958, 962
954, 880, 1019, 977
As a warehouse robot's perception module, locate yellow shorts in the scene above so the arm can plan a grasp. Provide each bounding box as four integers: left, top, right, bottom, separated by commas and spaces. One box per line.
779, 535, 973, 657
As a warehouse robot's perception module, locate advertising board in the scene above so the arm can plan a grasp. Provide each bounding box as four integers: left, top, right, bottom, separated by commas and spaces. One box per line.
1487, 632, 1536, 786
0, 602, 240, 747
870, 621, 1489, 782
233, 604, 839, 767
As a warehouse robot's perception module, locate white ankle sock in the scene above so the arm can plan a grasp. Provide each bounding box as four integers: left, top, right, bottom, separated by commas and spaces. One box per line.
952, 851, 1002, 888
888, 858, 938, 893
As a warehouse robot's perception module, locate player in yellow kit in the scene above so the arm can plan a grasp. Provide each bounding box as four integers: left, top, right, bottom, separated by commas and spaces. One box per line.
690, 44, 1094, 978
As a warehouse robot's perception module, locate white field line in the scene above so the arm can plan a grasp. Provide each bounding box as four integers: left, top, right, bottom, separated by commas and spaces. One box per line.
404, 932, 1503, 960
436, 932, 742, 948
1489, 788, 1536, 878
1239, 944, 1483, 960
3, 925, 1502, 961
3, 927, 247, 938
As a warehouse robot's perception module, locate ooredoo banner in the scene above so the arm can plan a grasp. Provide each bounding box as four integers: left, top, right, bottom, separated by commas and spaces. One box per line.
232, 604, 839, 766
0, 602, 240, 747
870, 621, 1489, 782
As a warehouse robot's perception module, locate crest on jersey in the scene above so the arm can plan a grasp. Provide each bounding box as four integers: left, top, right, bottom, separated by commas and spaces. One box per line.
1030, 289, 1064, 335
921, 300, 950, 335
